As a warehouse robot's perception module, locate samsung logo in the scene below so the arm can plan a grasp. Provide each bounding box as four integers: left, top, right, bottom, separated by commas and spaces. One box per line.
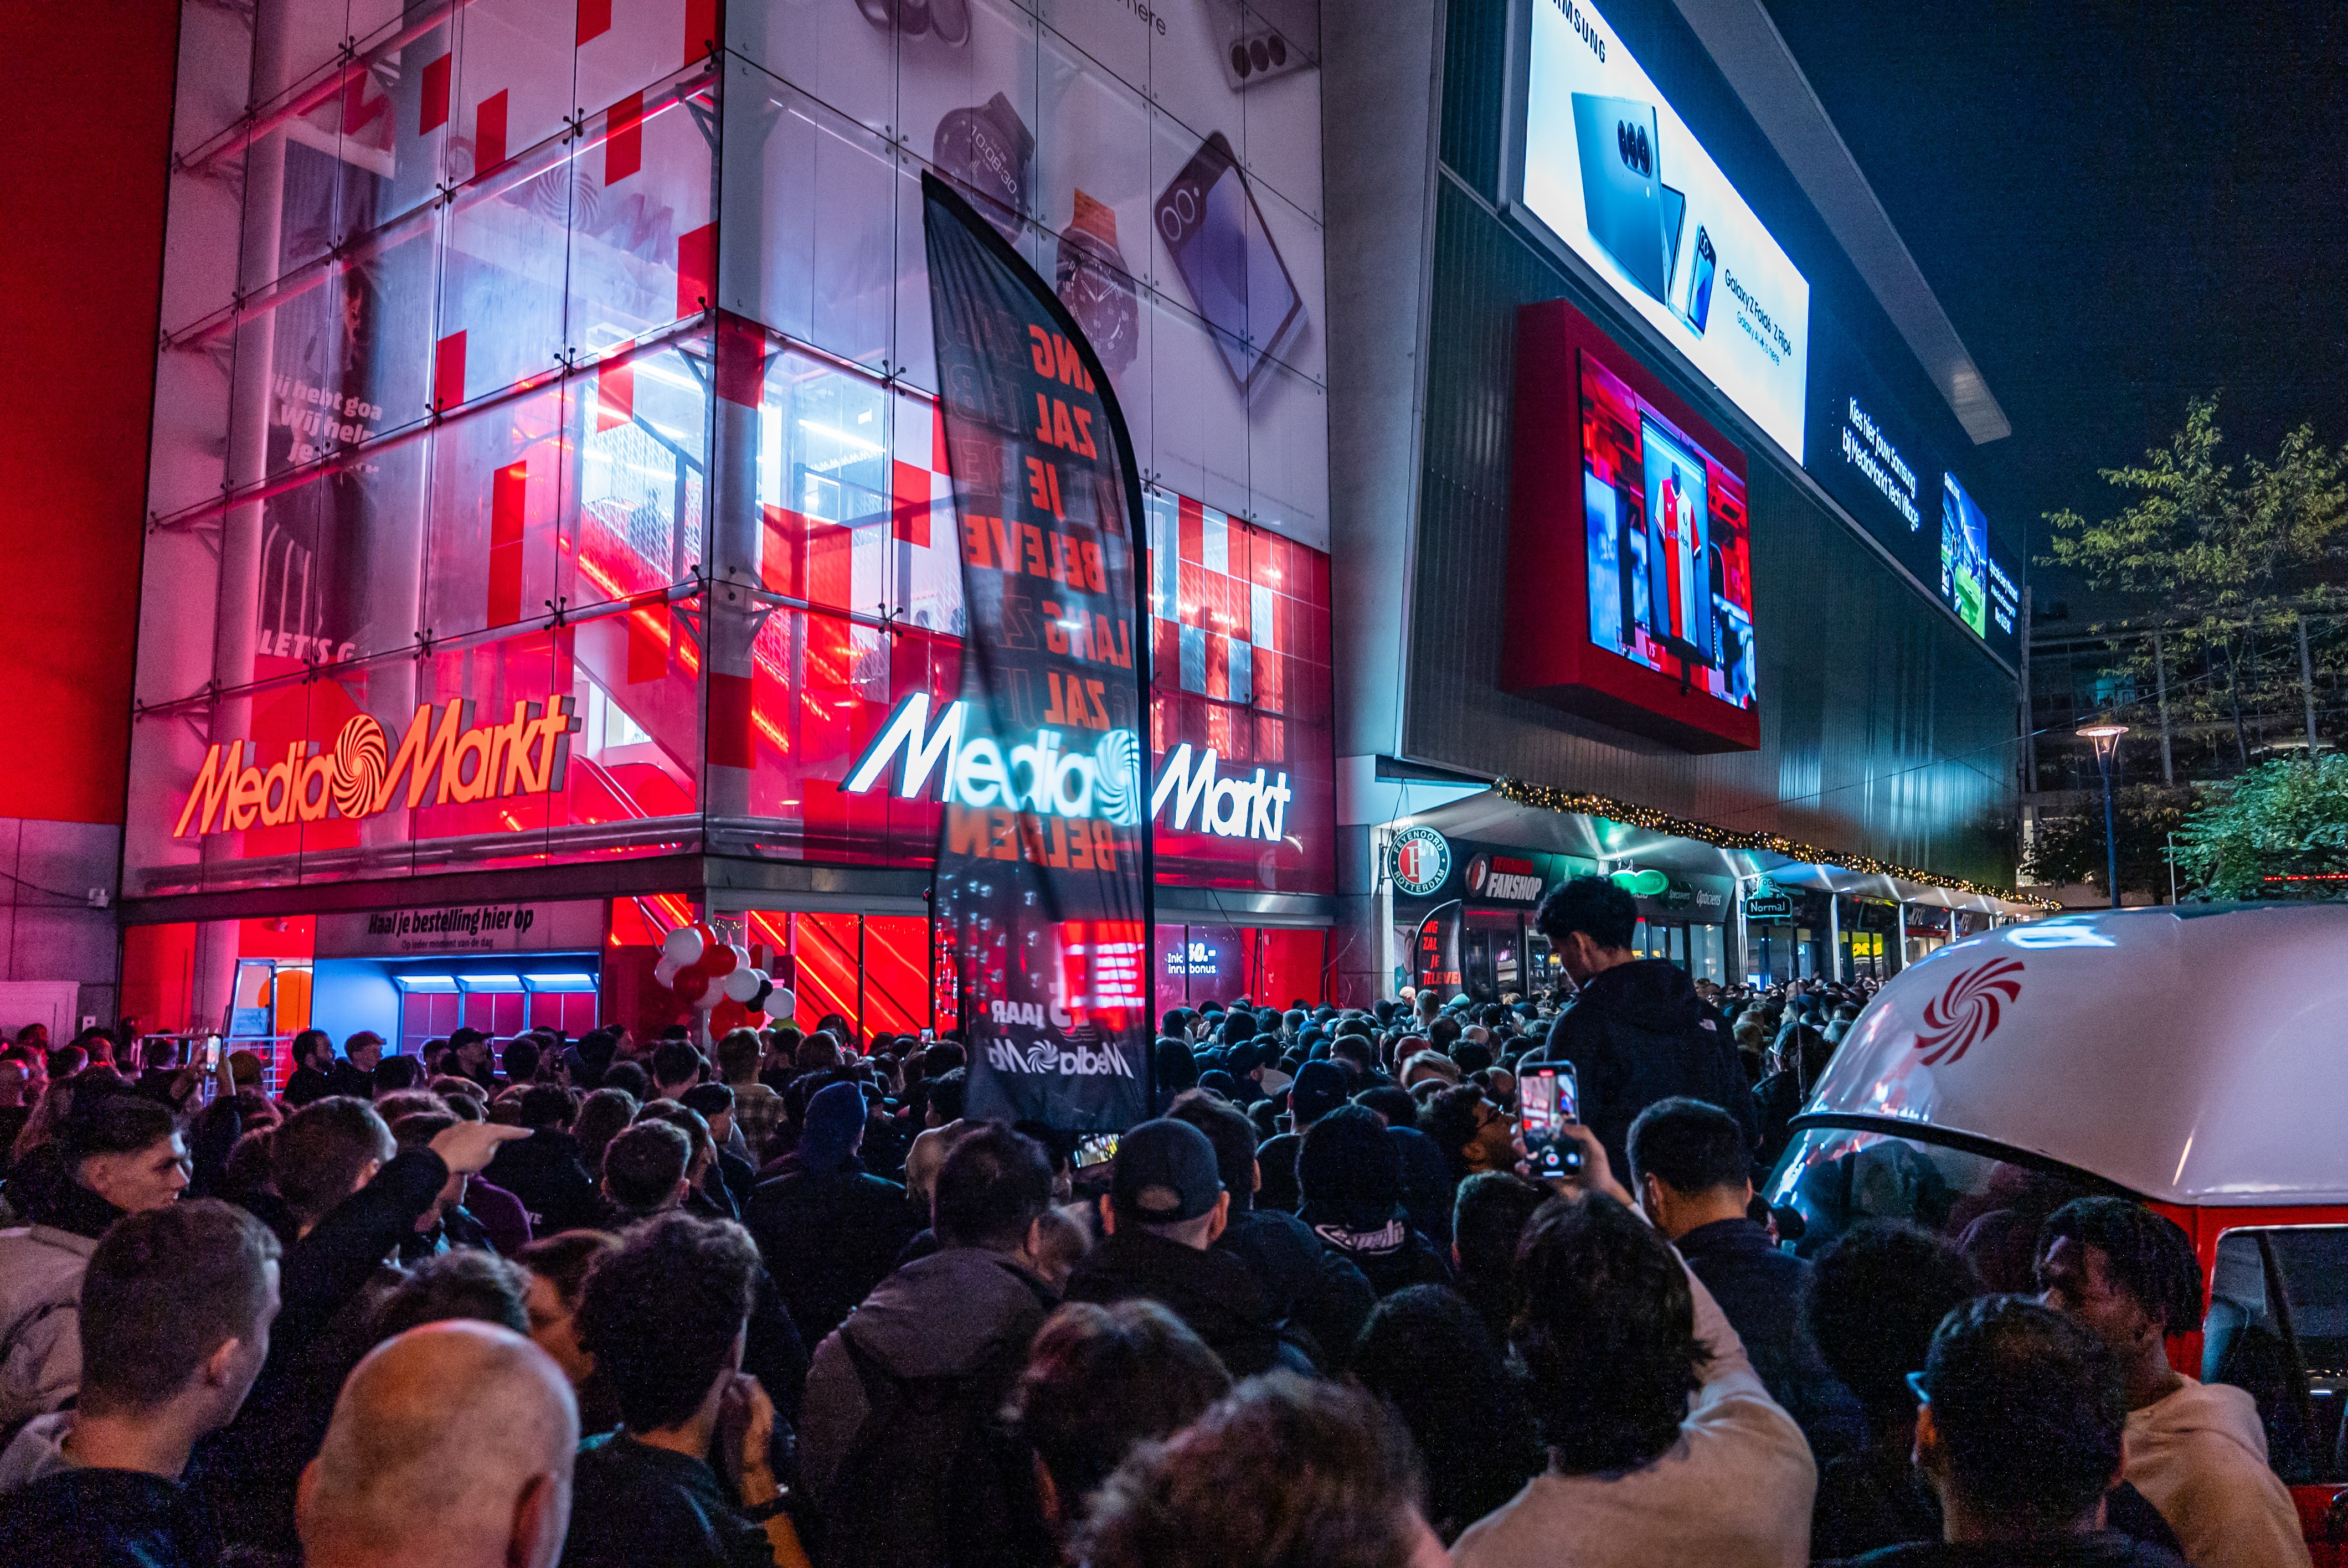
1548, 0, 1605, 61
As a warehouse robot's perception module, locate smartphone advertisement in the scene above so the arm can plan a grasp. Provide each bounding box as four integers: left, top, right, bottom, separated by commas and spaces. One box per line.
733, 0, 1329, 550
1803, 317, 2022, 666
1510, 0, 1811, 465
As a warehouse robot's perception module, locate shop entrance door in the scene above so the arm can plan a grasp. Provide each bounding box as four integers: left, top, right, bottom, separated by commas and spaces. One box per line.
1460, 914, 1524, 1003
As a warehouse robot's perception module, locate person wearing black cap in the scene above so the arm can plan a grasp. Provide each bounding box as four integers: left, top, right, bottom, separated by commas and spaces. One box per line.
1256, 1059, 1348, 1213
1063, 1120, 1305, 1378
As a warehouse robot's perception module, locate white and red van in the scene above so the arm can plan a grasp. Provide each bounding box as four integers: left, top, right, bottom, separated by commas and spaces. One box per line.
1765, 903, 2348, 1560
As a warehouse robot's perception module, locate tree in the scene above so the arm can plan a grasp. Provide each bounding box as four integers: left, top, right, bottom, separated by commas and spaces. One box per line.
2174, 756, 2348, 900
2041, 396, 2348, 767
2021, 785, 2191, 898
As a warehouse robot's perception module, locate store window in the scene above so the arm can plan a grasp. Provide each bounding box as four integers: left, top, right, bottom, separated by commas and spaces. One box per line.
1156, 925, 1329, 1009
1630, 918, 1727, 983
735, 910, 937, 1047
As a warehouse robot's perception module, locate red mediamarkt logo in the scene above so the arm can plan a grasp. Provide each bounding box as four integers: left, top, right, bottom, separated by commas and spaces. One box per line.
1912, 956, 2023, 1066
172, 699, 577, 838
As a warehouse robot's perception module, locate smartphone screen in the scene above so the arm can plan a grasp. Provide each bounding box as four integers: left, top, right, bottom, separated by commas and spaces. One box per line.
1520, 1065, 1582, 1176
1073, 1132, 1120, 1170
1154, 130, 1304, 393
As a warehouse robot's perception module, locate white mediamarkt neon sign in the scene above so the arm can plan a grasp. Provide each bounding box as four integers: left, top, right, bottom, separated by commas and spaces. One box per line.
840, 694, 1293, 844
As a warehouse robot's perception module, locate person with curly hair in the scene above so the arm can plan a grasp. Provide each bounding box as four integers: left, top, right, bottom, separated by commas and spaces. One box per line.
564, 1212, 805, 1568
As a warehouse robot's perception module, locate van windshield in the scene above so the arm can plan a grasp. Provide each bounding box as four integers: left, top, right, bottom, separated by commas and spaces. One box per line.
1763, 1122, 2130, 1292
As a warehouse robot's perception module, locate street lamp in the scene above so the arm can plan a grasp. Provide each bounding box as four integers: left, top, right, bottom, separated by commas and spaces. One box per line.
2077, 721, 2130, 910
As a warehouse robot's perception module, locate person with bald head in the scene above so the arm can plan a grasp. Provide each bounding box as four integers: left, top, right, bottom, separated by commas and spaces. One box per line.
297, 1321, 578, 1568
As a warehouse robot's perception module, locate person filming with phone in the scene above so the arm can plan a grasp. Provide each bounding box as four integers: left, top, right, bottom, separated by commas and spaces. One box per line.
1527, 876, 1757, 1180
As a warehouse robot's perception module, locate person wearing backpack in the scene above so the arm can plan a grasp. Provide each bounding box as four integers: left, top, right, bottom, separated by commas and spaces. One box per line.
798, 1125, 1062, 1568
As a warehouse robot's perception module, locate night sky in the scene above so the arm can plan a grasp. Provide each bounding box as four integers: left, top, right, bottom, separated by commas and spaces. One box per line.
1761, 1, 2348, 622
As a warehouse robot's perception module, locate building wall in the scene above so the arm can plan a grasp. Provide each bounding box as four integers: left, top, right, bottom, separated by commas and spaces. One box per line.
1328, 0, 2019, 892
1407, 177, 2015, 883
0, 2, 181, 1031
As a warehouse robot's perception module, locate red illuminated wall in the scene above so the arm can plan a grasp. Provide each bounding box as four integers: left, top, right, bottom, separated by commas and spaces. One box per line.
0, 4, 177, 824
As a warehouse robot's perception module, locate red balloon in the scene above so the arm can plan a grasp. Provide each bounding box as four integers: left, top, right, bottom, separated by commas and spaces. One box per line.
703, 943, 740, 979
673, 969, 710, 1005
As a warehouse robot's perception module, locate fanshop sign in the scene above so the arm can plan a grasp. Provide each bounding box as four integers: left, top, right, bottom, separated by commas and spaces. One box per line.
1465, 854, 1546, 904
172, 699, 578, 838
841, 693, 1294, 845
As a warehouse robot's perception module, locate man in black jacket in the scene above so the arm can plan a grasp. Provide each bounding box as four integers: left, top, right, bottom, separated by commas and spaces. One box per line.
326, 1033, 379, 1100
482, 1085, 603, 1236
281, 1030, 338, 1108
0, 1201, 281, 1568
744, 1081, 915, 1347
1530, 875, 1756, 1176
1166, 1089, 1374, 1371
189, 1099, 524, 1555
1626, 1097, 1862, 1460
1064, 1119, 1306, 1378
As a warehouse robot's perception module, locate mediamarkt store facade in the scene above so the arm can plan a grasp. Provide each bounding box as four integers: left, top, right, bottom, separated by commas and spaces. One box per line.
123, 0, 1338, 1057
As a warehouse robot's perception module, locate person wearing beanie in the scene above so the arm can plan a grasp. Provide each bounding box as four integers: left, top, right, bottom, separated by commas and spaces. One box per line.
1256, 1059, 1350, 1213
745, 1081, 915, 1346
1296, 1106, 1450, 1299
1064, 1120, 1306, 1378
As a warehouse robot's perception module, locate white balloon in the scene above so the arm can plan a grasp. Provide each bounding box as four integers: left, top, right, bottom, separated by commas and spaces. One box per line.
730, 943, 752, 974
653, 955, 680, 987
766, 987, 795, 1021
722, 966, 761, 1004
661, 925, 706, 966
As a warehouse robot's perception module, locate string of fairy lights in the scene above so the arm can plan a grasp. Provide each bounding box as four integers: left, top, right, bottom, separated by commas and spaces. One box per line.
1490, 776, 2063, 910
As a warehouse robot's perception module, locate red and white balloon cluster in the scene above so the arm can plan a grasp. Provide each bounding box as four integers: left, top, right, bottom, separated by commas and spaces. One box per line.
654, 923, 790, 1020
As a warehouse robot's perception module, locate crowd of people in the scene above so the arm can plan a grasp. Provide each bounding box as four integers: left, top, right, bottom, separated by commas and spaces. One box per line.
0, 876, 2311, 1566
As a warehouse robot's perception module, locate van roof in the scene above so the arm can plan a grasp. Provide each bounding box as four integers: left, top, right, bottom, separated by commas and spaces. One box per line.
1805, 904, 2348, 1206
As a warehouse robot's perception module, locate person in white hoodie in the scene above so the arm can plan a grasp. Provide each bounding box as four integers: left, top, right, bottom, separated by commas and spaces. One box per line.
2038, 1196, 2311, 1568
1451, 1126, 1816, 1568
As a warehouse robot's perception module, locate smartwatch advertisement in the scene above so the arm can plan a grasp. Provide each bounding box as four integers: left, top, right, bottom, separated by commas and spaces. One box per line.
1506, 0, 1811, 465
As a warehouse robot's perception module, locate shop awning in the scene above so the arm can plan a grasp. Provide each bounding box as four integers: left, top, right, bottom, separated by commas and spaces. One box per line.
1379, 785, 2045, 919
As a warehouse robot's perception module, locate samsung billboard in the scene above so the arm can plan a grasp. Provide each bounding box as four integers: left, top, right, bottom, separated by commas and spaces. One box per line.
1505, 0, 1811, 464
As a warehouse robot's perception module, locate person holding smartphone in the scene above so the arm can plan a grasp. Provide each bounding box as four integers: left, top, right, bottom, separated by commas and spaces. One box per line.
1526, 877, 1757, 1180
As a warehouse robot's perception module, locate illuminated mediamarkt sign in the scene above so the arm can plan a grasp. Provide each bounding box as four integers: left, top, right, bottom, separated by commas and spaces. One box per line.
172, 700, 577, 838
841, 694, 1294, 844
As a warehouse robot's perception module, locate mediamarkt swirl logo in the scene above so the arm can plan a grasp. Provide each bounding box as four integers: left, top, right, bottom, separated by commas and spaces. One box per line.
1911, 957, 2024, 1066
172, 698, 577, 838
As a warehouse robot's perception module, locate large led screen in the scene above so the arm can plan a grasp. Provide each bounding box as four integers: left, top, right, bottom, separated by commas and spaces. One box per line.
1511, 0, 1810, 463
1583, 355, 1755, 709
1505, 300, 1759, 753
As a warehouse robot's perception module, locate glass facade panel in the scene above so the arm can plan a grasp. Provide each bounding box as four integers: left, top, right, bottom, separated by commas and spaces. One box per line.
134, 0, 1335, 1018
